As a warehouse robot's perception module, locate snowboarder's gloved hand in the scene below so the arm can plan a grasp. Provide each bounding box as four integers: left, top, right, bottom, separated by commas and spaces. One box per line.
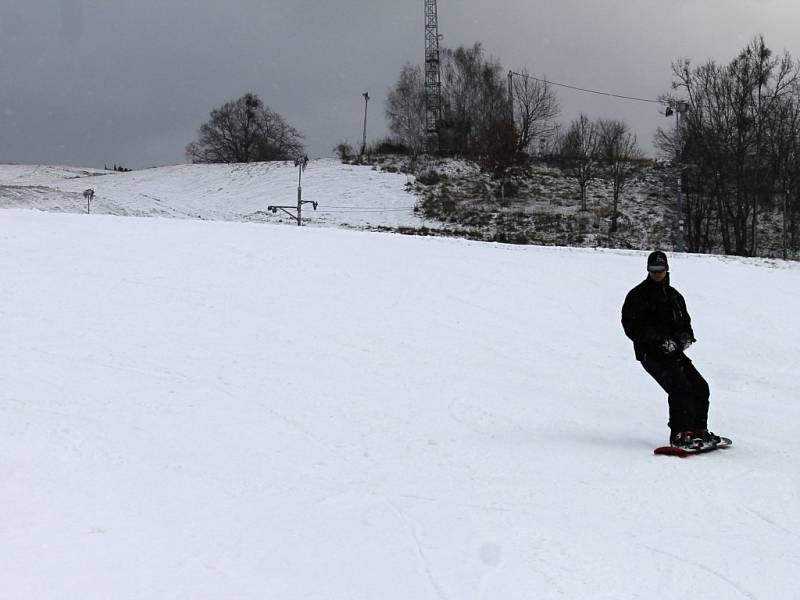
659, 338, 678, 356
679, 333, 694, 351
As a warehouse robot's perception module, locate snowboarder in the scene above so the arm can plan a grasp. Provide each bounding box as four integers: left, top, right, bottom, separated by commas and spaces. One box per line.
621, 251, 721, 450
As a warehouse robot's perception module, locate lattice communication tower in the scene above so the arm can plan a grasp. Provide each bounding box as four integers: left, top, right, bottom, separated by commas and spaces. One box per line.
424, 0, 442, 153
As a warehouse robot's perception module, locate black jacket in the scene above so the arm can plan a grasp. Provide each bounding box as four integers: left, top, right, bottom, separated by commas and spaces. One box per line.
621, 273, 695, 361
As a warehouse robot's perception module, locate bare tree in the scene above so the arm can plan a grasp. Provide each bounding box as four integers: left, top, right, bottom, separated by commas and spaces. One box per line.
186, 93, 304, 163
384, 42, 512, 160
738, 37, 799, 255
385, 63, 427, 155
561, 114, 601, 211
656, 64, 738, 253
767, 85, 800, 257
599, 120, 641, 233
439, 43, 508, 156
665, 37, 800, 256
510, 69, 560, 156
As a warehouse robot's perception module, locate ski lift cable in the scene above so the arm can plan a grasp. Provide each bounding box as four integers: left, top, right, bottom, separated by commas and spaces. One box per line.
508, 71, 665, 105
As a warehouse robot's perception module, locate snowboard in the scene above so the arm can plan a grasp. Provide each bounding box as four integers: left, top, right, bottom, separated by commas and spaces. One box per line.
654, 436, 732, 457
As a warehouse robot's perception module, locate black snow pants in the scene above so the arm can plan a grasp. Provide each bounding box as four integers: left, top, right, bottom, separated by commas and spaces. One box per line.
641, 353, 710, 436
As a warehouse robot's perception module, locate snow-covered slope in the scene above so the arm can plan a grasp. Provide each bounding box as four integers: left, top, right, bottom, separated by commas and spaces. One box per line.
2, 209, 798, 599
0, 160, 428, 230
0, 164, 110, 184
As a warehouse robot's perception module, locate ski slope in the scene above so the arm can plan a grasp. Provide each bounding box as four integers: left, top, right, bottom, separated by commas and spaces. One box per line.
0, 159, 429, 230
2, 208, 799, 599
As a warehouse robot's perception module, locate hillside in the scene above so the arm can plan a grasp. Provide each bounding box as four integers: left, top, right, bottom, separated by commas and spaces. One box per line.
3, 158, 796, 260
404, 157, 677, 247
382, 155, 794, 259
0, 160, 427, 230
2, 208, 799, 599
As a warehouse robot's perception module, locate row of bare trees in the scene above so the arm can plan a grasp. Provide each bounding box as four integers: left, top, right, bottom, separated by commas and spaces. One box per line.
657, 36, 800, 257
559, 114, 642, 232
386, 43, 643, 231
385, 43, 560, 163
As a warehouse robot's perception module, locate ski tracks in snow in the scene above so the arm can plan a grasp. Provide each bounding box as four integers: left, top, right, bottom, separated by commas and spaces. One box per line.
638, 544, 758, 600
743, 505, 800, 540
384, 498, 450, 600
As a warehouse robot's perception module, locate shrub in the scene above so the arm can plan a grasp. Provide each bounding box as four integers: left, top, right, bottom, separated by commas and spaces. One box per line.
334, 141, 354, 162
374, 138, 409, 155
416, 169, 443, 186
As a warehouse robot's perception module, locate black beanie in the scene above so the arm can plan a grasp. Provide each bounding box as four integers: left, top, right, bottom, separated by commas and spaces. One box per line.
647, 251, 669, 272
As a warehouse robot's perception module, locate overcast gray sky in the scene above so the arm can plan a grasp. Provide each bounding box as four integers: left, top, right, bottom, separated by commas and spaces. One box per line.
1, 0, 798, 168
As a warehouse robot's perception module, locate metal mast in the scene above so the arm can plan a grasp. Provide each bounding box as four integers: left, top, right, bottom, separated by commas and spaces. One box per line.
424, 0, 442, 154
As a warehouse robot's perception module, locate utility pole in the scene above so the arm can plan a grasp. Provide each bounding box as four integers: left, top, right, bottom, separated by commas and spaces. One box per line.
361, 92, 370, 157
508, 70, 514, 122
267, 156, 317, 226
666, 100, 689, 253
296, 155, 306, 225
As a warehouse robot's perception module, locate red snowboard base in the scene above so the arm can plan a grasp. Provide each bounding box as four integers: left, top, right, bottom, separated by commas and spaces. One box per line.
654, 437, 732, 457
